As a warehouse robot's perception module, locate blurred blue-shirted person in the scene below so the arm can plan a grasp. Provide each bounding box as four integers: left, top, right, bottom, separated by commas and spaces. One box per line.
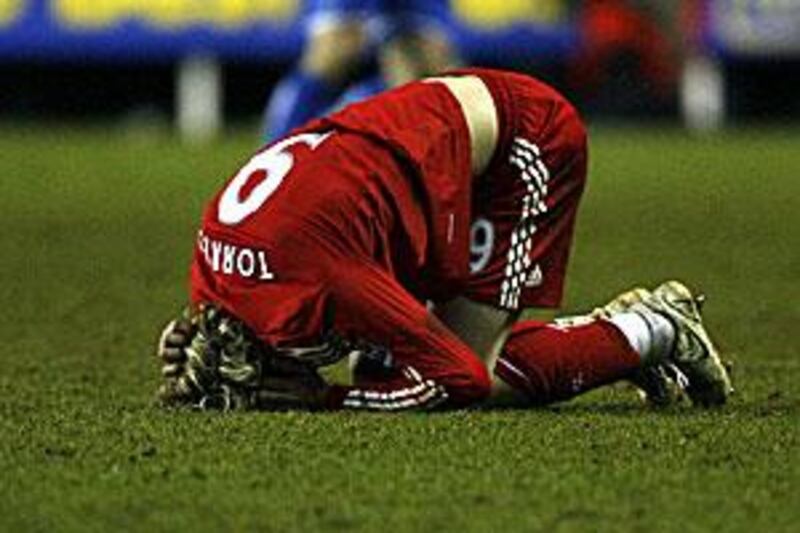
263, 0, 458, 140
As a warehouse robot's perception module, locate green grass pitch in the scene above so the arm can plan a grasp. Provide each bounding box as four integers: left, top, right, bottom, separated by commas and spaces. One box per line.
0, 125, 797, 532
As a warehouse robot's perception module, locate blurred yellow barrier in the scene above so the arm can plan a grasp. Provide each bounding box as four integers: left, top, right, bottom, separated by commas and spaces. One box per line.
53, 0, 571, 29
54, 0, 300, 28
0, 0, 22, 26
452, 0, 568, 27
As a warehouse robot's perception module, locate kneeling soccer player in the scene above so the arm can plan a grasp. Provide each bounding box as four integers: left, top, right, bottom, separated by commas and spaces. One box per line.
155, 68, 732, 411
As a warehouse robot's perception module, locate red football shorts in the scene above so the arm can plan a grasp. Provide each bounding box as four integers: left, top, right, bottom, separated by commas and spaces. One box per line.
461, 70, 588, 311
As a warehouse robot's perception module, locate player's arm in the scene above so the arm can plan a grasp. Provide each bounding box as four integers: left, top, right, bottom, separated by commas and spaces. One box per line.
154, 306, 481, 412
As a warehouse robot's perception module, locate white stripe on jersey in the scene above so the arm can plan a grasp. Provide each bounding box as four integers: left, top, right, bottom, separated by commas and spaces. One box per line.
499, 137, 552, 310
343, 366, 449, 411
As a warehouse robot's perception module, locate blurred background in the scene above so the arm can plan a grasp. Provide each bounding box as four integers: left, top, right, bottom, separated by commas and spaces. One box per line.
1, 0, 798, 141
1, 8, 798, 526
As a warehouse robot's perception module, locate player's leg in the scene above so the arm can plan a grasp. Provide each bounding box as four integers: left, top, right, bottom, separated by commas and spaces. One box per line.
434, 296, 518, 370
554, 286, 684, 406
498, 280, 733, 407
495, 301, 675, 406
322, 0, 459, 114
263, 1, 373, 140
379, 29, 456, 87
378, 0, 459, 87
329, 261, 492, 411
447, 71, 728, 406
433, 287, 680, 407
448, 71, 674, 406
435, 278, 701, 410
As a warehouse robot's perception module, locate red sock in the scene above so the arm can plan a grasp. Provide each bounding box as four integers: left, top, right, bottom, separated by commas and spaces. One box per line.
495, 319, 641, 405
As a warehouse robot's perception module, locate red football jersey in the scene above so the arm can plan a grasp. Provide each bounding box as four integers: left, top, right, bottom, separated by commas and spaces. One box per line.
191, 78, 483, 348
316, 67, 587, 310
191, 68, 587, 341
189, 68, 588, 410
304, 79, 475, 289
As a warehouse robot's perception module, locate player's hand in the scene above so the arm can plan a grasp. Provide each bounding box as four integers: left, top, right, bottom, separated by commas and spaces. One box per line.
154, 307, 331, 411
156, 315, 194, 376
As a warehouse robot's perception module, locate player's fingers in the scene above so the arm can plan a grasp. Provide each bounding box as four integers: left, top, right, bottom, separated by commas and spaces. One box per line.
157, 316, 194, 352
158, 376, 195, 406
161, 362, 184, 377
160, 346, 186, 363
172, 317, 193, 336
163, 331, 189, 348
157, 319, 177, 354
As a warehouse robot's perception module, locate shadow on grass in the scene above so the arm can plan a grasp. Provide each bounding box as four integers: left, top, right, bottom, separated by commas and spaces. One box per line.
473, 390, 799, 419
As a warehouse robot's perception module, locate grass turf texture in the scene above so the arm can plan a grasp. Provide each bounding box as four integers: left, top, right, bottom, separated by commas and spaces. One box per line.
0, 125, 797, 532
